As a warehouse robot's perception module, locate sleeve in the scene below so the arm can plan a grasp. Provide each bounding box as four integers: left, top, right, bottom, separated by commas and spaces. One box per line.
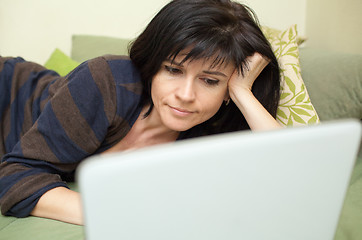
0, 57, 117, 217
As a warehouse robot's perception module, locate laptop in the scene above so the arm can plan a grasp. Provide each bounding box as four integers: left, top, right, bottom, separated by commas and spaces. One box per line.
77, 119, 361, 240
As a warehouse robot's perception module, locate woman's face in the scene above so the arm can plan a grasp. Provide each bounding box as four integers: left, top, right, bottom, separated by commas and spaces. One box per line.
151, 52, 235, 132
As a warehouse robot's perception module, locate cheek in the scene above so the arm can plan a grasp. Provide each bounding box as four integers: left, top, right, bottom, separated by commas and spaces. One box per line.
151, 72, 179, 104
150, 82, 158, 104
199, 88, 227, 116
150, 77, 164, 104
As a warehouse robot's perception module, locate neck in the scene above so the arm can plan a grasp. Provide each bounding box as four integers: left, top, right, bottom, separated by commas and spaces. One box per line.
102, 105, 179, 154
135, 105, 179, 141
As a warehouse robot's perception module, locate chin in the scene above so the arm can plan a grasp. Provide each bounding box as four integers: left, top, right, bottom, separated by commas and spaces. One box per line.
164, 120, 198, 132
168, 124, 193, 132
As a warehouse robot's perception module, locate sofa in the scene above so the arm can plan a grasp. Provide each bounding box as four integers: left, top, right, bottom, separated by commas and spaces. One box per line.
0, 31, 361, 240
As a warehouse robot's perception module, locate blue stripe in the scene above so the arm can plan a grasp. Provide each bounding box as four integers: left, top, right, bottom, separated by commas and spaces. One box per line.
0, 169, 29, 199
108, 59, 138, 84
32, 78, 57, 123
31, 95, 42, 124
116, 85, 142, 122
108, 59, 142, 122
67, 62, 109, 142
5, 73, 38, 152
36, 104, 89, 163
0, 57, 24, 121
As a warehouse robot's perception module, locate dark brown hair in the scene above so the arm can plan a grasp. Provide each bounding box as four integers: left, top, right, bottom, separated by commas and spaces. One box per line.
130, 0, 280, 137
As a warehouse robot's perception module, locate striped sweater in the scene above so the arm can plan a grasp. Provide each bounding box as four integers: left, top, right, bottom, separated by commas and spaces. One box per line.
0, 55, 143, 217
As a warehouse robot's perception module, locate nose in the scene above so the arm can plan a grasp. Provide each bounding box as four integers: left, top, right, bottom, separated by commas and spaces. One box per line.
175, 77, 196, 102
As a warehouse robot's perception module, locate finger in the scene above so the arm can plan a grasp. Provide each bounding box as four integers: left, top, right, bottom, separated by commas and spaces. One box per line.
246, 53, 270, 69
243, 53, 270, 77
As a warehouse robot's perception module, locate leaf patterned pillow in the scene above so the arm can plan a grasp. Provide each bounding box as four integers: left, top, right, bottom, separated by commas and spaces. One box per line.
262, 26, 307, 46
263, 25, 320, 126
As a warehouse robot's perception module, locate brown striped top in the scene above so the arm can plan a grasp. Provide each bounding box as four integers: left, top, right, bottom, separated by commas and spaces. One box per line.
0, 55, 143, 217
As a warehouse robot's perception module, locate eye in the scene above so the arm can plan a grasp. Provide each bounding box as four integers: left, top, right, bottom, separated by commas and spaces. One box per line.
201, 78, 219, 86
165, 65, 182, 75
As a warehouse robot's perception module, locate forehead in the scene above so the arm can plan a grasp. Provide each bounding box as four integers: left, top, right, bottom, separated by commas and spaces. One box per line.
169, 48, 235, 71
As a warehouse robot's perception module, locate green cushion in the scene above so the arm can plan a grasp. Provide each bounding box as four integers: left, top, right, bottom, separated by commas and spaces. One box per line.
44, 49, 80, 76
334, 149, 362, 240
71, 35, 131, 62
299, 48, 362, 121
0, 216, 83, 240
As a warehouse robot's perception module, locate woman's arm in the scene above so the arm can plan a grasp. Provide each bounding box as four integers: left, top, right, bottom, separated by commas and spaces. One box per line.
0, 57, 118, 222
228, 53, 282, 131
31, 187, 83, 225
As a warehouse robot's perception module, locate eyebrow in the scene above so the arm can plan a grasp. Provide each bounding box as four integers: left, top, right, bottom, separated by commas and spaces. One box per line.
165, 59, 228, 78
202, 70, 227, 78
165, 59, 183, 66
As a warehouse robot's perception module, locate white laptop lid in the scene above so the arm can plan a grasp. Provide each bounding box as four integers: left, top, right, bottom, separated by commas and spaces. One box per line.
77, 120, 361, 240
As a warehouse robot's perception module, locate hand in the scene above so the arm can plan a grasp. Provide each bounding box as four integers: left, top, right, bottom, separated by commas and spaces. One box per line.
228, 52, 270, 96
226, 53, 281, 131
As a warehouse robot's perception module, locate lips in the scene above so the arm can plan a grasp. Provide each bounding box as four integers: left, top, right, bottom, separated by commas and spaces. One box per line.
169, 105, 195, 116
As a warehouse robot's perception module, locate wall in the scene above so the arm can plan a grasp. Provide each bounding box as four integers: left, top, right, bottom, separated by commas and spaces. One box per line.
0, 0, 307, 64
242, 0, 306, 35
0, 0, 169, 64
305, 0, 362, 55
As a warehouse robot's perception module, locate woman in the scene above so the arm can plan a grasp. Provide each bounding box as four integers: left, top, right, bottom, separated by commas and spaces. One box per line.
0, 0, 281, 225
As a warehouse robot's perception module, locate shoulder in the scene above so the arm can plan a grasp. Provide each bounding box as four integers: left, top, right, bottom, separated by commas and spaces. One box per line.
65, 55, 142, 97
80, 55, 142, 93
89, 55, 143, 124
87, 55, 137, 78
96, 55, 141, 84
64, 55, 143, 123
